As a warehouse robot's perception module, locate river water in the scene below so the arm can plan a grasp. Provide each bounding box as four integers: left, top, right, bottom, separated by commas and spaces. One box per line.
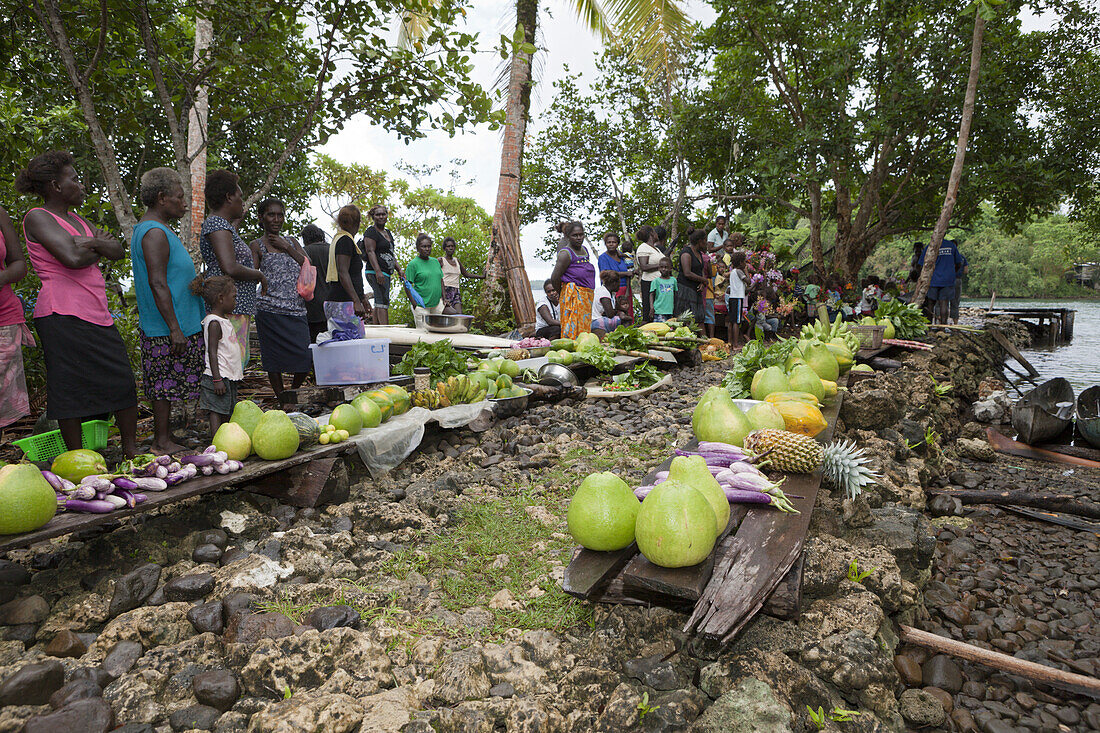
961, 298, 1100, 394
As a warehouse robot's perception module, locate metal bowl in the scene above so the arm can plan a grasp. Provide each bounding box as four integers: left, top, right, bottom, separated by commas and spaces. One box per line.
423, 313, 474, 333
490, 387, 531, 417
537, 362, 579, 388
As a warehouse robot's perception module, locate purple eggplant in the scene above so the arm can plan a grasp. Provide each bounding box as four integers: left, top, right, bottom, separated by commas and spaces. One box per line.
723, 488, 798, 513
634, 485, 655, 500
203, 445, 218, 454
103, 494, 128, 509
720, 472, 784, 494
58, 477, 77, 494
164, 471, 189, 486
133, 493, 147, 504
62, 498, 117, 513
201, 465, 214, 476
698, 441, 751, 455
131, 477, 168, 491
80, 476, 115, 492
214, 462, 232, 475
224, 460, 243, 472
166, 462, 181, 473
113, 489, 138, 508
70, 485, 97, 501
182, 453, 217, 467
155, 465, 169, 479
112, 476, 140, 491
41, 470, 65, 492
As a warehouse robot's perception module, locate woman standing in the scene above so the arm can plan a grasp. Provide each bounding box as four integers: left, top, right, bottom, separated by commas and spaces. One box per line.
17, 151, 139, 455
250, 199, 311, 399
300, 224, 329, 343
674, 228, 708, 323
439, 237, 483, 313
0, 203, 31, 431
131, 167, 205, 454
324, 205, 368, 336
597, 231, 635, 320
199, 169, 267, 367
363, 205, 399, 325
548, 221, 596, 339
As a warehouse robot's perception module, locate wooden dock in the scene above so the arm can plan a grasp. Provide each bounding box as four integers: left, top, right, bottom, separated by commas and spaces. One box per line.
986, 307, 1075, 348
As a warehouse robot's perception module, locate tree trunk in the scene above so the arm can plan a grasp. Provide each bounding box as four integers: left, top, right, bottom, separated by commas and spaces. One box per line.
185, 11, 212, 254
486, 0, 538, 333
807, 181, 825, 277
912, 13, 986, 303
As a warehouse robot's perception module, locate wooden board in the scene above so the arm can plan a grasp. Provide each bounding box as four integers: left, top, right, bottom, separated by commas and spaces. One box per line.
246, 456, 349, 508
0, 442, 359, 553
988, 328, 1039, 376
685, 383, 845, 642
1001, 506, 1100, 535
562, 544, 638, 600
986, 428, 1100, 469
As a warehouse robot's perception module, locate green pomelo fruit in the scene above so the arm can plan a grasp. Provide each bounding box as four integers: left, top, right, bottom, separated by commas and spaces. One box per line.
747, 402, 786, 431
251, 410, 300, 460
467, 373, 489, 391
566, 472, 640, 551
212, 422, 251, 461
803, 343, 840, 382
351, 394, 383, 428
0, 464, 58, 535
229, 400, 264, 437
692, 386, 755, 447
486, 381, 498, 397
559, 352, 574, 365
575, 332, 601, 352
851, 364, 874, 373
878, 318, 896, 339
499, 360, 520, 378
330, 404, 364, 436
861, 316, 877, 325
50, 449, 107, 484
750, 366, 790, 401
824, 343, 854, 373
788, 364, 825, 401
667, 455, 730, 531
784, 353, 807, 372
477, 361, 499, 373
635, 479, 718, 568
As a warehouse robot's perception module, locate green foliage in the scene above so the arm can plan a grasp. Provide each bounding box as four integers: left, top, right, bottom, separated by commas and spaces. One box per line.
807, 705, 827, 730
637, 691, 660, 720
392, 339, 468, 385
722, 338, 796, 398
847, 559, 874, 584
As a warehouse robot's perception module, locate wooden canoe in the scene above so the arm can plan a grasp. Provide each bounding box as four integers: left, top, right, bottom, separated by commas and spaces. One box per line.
1010, 378, 1074, 445
1076, 386, 1100, 450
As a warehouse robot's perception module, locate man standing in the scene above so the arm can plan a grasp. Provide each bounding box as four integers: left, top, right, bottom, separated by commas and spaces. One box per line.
917, 237, 964, 325
951, 253, 969, 325
707, 216, 729, 252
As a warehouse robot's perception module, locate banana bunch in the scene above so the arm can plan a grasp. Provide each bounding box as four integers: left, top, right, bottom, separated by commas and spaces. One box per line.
434, 374, 487, 407
411, 390, 443, 409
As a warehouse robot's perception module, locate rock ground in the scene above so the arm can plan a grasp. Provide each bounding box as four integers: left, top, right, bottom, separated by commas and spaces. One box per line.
1, 322, 1093, 732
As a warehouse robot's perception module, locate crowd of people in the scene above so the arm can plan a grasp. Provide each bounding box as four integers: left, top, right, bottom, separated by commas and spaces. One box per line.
0, 151, 484, 454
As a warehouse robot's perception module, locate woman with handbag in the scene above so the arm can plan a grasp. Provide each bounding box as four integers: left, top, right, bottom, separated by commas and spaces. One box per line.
249, 198, 312, 400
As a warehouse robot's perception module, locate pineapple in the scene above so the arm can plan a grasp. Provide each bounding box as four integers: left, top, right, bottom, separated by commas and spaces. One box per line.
743, 430, 877, 500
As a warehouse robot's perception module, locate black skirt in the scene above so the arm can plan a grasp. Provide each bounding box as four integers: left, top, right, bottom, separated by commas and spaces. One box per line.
35, 314, 138, 420
255, 310, 313, 373
674, 283, 705, 323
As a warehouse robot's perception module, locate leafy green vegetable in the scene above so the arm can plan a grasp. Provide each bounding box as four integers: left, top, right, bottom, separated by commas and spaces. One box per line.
874, 301, 929, 338
722, 337, 797, 397
618, 361, 662, 388
393, 339, 468, 385
573, 343, 618, 372
606, 325, 654, 352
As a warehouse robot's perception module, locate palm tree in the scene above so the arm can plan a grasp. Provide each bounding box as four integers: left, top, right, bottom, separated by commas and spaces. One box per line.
485, 0, 694, 332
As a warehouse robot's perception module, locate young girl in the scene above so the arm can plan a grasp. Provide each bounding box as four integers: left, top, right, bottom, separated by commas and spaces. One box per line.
190, 276, 243, 434
725, 251, 748, 347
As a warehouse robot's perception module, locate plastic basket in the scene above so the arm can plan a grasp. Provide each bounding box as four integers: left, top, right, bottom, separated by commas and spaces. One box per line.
12, 420, 111, 462
850, 324, 885, 349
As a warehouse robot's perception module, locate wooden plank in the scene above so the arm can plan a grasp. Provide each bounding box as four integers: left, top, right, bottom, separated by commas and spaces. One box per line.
761, 553, 804, 620
245, 455, 349, 508
989, 324, 1039, 374
685, 383, 845, 642
0, 442, 357, 553
562, 544, 638, 600
1001, 506, 1100, 535
986, 428, 1100, 469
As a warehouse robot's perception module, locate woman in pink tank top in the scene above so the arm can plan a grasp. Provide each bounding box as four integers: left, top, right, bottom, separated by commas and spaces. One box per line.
17, 151, 139, 456
0, 203, 31, 430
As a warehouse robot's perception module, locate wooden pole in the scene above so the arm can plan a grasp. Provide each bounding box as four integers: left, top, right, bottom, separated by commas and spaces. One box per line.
899, 625, 1100, 700
930, 489, 1100, 520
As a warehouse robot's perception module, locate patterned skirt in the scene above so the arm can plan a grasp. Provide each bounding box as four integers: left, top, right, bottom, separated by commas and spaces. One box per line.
0, 324, 32, 429
139, 331, 204, 402
560, 282, 593, 340
442, 286, 462, 313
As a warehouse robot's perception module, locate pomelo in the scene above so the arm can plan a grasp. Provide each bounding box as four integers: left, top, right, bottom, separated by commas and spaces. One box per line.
212, 422, 251, 461
878, 318, 896, 339
667, 456, 730, 532
251, 410, 300, 460
329, 403, 364, 436
747, 402, 786, 431
566, 472, 640, 551
575, 332, 600, 352
0, 464, 58, 535
823, 343, 854, 373
351, 394, 383, 428
787, 364, 825, 402
750, 366, 789, 401
496, 374, 513, 390
498, 359, 520, 379
802, 343, 840, 382
635, 480, 718, 568
229, 400, 264, 437
51, 449, 107, 484
692, 386, 755, 447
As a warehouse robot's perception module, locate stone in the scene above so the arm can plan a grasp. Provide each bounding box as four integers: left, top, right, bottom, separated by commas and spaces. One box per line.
928, 494, 963, 517
168, 703, 221, 731
45, 629, 88, 658
0, 594, 50, 625
187, 600, 225, 635
101, 640, 143, 678
69, 667, 112, 689
840, 388, 903, 431
48, 678, 102, 709
22, 698, 114, 733
971, 399, 1005, 423
433, 647, 491, 705
489, 682, 514, 698
899, 688, 946, 727
923, 686, 954, 714
488, 588, 522, 611
222, 592, 255, 620
3, 623, 37, 648
951, 708, 978, 732
192, 669, 239, 711
198, 529, 229, 548
245, 691, 366, 732
957, 438, 997, 462
192, 544, 224, 564
303, 605, 360, 632
113, 725, 156, 733
223, 612, 295, 645
623, 655, 681, 690
893, 654, 922, 686
108, 564, 161, 617
922, 654, 963, 693
219, 548, 250, 566
0, 659, 65, 705
164, 572, 214, 601
689, 678, 792, 732
0, 560, 31, 587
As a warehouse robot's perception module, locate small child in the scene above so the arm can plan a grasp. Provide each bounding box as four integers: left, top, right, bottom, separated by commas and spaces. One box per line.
190, 276, 244, 435
651, 257, 678, 322
725, 251, 748, 346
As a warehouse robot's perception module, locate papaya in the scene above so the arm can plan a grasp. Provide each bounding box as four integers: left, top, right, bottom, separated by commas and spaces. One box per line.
550, 338, 576, 352
764, 391, 821, 407
772, 400, 828, 437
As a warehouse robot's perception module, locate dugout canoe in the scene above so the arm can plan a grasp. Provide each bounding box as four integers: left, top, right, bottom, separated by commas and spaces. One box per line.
1076, 386, 1100, 449
1010, 378, 1075, 446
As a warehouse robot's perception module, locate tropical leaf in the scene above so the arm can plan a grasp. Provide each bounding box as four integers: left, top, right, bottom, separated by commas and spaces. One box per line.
604, 0, 695, 82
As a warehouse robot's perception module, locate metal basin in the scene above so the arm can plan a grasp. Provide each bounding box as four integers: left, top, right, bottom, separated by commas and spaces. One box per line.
490, 387, 531, 417
423, 313, 474, 333
537, 363, 579, 388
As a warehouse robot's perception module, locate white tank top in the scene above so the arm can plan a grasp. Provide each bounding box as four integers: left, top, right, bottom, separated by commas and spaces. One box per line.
441, 257, 462, 288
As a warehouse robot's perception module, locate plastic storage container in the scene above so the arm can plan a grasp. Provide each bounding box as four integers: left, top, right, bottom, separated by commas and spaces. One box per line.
13, 419, 111, 462
310, 338, 390, 385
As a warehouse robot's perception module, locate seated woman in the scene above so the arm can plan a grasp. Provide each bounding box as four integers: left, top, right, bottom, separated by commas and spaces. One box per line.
534, 281, 561, 340
590, 270, 623, 338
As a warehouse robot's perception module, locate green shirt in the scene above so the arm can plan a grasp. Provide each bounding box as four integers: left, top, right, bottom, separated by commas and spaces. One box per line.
406, 256, 444, 308
652, 276, 678, 315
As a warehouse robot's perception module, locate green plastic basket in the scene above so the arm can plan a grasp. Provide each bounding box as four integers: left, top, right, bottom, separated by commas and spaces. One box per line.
12, 420, 111, 462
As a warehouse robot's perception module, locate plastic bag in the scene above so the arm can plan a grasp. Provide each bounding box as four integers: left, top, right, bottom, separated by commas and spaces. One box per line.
297, 260, 317, 301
